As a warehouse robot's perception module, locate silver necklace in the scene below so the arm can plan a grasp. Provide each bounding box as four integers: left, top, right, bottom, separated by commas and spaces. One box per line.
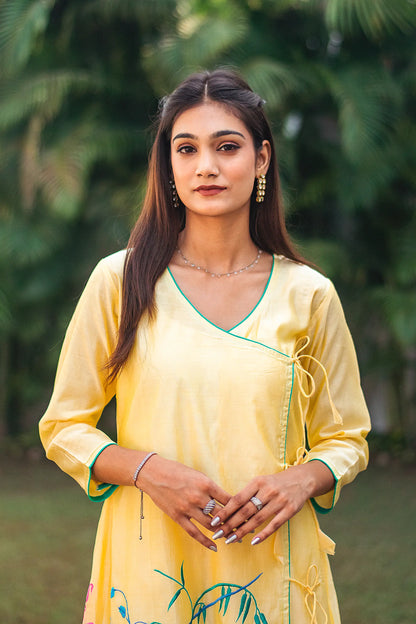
177, 247, 263, 278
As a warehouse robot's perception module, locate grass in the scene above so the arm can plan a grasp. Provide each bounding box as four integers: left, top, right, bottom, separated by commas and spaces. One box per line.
0, 457, 414, 623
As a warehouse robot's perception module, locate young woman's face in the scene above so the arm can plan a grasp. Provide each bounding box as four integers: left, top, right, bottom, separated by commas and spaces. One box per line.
170, 101, 270, 220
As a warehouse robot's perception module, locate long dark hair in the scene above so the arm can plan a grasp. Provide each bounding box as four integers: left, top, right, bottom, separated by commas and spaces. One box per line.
107, 69, 306, 381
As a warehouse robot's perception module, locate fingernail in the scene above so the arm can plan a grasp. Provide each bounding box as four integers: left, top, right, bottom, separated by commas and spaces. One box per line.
251, 537, 261, 546
225, 534, 238, 544
212, 529, 224, 540
209, 545, 217, 552
211, 516, 221, 527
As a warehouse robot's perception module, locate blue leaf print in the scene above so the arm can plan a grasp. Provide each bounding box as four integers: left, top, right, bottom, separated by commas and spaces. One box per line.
119, 605, 127, 618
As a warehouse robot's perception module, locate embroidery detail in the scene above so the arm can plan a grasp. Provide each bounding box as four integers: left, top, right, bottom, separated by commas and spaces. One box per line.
288, 564, 328, 624
110, 562, 269, 623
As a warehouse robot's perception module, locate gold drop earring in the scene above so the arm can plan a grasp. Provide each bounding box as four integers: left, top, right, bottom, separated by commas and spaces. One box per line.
169, 179, 179, 209
256, 174, 266, 203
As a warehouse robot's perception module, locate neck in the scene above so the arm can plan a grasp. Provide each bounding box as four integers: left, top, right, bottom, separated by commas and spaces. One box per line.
178, 214, 257, 274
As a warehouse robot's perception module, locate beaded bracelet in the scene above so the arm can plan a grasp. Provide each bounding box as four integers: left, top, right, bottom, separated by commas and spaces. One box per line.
133, 452, 157, 540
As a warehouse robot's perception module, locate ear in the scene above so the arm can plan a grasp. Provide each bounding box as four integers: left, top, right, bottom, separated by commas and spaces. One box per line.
255, 140, 271, 177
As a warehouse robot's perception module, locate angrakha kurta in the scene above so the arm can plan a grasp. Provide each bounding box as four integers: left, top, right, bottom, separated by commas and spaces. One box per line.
39, 250, 370, 624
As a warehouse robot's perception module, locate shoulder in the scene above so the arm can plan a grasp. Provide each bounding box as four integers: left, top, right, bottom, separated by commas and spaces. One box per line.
97, 249, 127, 279
86, 249, 126, 291
74, 250, 126, 316
274, 255, 334, 312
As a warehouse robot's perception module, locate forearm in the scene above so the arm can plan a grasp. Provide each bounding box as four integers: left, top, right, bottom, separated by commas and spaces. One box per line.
294, 460, 335, 499
92, 444, 154, 487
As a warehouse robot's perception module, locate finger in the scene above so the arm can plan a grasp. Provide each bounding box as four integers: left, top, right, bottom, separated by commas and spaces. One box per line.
210, 485, 258, 528
211, 502, 257, 538
251, 507, 295, 545
214, 502, 273, 543
182, 517, 218, 552
197, 500, 224, 528
209, 483, 232, 508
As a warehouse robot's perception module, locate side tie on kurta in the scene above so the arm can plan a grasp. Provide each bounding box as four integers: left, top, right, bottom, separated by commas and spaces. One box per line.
289, 564, 328, 624
290, 336, 343, 426
284, 336, 343, 469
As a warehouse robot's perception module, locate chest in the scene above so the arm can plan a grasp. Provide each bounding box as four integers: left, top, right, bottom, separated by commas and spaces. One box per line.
167, 264, 272, 331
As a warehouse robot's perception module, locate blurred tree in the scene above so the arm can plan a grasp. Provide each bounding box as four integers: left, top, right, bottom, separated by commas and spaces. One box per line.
0, 0, 415, 446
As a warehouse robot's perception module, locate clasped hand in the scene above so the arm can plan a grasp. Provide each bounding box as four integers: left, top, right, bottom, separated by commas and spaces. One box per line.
140, 457, 329, 551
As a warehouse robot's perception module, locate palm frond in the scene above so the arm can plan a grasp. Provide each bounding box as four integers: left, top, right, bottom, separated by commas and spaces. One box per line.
0, 215, 62, 265
325, 0, 416, 38
39, 119, 144, 218
241, 58, 304, 112
325, 65, 403, 164
143, 10, 248, 92
0, 0, 54, 77
0, 70, 107, 129
83, 0, 176, 22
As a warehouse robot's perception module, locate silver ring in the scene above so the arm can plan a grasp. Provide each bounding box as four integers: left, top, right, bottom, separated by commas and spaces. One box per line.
202, 499, 216, 515
250, 496, 263, 512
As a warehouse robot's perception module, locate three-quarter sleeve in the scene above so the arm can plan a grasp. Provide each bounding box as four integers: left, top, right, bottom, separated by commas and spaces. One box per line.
303, 280, 371, 512
39, 253, 124, 500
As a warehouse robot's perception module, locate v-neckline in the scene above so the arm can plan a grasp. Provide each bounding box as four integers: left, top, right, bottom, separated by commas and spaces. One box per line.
166, 255, 275, 333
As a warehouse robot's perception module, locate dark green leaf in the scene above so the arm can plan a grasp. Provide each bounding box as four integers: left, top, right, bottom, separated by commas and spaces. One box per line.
236, 593, 247, 621
223, 586, 231, 615
242, 596, 252, 623
167, 588, 182, 611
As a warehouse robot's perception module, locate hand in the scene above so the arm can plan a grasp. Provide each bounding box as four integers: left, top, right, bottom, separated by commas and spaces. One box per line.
138, 455, 231, 551
209, 463, 335, 545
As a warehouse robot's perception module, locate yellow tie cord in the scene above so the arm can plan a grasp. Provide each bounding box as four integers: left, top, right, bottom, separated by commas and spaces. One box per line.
290, 336, 343, 426
289, 564, 328, 624
284, 336, 343, 469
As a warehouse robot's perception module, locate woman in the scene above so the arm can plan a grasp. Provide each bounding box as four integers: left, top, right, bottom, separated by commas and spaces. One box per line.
39, 69, 370, 624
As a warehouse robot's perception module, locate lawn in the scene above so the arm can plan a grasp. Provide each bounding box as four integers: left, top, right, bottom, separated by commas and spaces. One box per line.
0, 457, 414, 623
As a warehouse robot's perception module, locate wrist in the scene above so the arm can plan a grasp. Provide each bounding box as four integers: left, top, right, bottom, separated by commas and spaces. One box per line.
300, 460, 335, 498
133, 452, 158, 489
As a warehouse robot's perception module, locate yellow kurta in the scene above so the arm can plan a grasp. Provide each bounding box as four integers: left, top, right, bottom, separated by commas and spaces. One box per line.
39, 250, 370, 624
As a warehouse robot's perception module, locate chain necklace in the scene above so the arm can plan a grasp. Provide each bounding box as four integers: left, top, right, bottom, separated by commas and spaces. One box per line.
177, 247, 263, 278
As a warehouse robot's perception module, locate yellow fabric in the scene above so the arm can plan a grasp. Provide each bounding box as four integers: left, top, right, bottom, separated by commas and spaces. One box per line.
39, 251, 370, 624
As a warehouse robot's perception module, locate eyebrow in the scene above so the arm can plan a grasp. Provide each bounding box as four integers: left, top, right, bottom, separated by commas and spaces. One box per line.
172, 129, 246, 142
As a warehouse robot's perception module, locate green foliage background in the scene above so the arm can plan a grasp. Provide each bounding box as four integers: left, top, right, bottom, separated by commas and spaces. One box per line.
0, 0, 415, 448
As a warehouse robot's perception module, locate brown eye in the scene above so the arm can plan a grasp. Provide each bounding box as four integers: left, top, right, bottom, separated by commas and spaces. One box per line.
218, 143, 240, 152
177, 145, 196, 154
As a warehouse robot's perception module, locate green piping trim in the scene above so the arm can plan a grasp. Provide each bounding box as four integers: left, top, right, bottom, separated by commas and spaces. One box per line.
167, 263, 289, 359
308, 459, 338, 514
284, 361, 295, 462
288, 520, 292, 624
87, 442, 119, 502
230, 256, 274, 330
284, 363, 295, 624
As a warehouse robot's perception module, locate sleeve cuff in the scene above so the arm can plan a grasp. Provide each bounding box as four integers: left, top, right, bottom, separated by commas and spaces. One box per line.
308, 459, 340, 514
87, 442, 119, 501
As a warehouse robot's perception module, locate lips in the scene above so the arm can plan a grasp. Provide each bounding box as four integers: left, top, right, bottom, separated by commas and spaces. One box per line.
195, 185, 226, 196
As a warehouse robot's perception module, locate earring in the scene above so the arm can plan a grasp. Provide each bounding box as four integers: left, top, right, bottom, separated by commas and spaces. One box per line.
256, 174, 266, 203
169, 179, 179, 209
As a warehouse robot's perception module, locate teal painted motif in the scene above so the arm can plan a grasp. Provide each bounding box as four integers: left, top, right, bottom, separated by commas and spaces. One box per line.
109, 563, 269, 624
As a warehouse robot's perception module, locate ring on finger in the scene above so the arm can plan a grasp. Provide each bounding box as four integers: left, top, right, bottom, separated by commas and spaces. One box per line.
202, 499, 216, 516
250, 496, 263, 512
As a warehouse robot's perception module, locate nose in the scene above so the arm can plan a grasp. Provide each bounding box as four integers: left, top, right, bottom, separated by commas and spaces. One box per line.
195, 148, 219, 177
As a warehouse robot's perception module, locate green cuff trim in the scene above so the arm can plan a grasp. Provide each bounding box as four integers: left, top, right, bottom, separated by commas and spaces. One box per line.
308, 459, 339, 514
87, 442, 119, 502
